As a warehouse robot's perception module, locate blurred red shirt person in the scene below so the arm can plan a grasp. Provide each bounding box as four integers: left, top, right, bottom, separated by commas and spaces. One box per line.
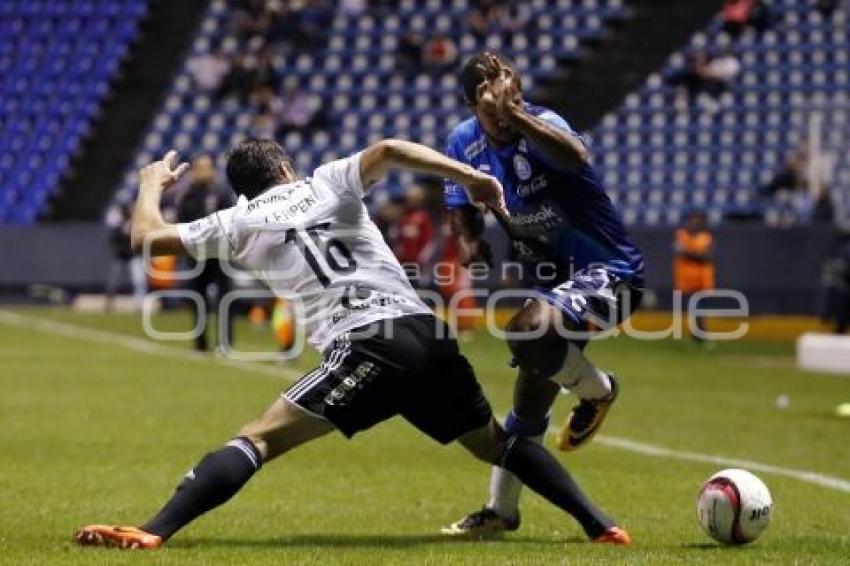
394, 185, 436, 284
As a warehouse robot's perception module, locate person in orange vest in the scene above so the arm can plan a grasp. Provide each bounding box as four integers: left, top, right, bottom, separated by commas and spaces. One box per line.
674, 210, 715, 344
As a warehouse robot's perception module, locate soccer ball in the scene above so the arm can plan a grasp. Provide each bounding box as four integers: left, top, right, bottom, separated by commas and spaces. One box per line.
696, 468, 773, 545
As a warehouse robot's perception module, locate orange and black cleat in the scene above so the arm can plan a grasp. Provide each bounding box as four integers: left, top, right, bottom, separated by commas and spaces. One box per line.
74, 525, 163, 550
594, 526, 632, 545
556, 374, 619, 452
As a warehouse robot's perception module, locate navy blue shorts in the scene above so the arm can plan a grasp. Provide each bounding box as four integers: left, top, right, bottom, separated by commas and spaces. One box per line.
538, 267, 644, 331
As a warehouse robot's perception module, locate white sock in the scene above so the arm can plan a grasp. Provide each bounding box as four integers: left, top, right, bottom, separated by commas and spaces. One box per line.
487, 433, 543, 519
549, 342, 612, 400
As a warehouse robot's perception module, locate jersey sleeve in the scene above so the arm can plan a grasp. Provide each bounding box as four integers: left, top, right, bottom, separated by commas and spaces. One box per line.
313, 152, 365, 199
537, 108, 577, 135
177, 206, 238, 260
443, 133, 472, 209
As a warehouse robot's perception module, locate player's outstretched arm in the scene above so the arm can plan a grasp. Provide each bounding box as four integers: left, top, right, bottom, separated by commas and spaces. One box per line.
130, 150, 190, 256
360, 139, 506, 214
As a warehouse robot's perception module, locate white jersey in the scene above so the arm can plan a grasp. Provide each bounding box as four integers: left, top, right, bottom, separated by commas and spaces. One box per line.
177, 153, 432, 351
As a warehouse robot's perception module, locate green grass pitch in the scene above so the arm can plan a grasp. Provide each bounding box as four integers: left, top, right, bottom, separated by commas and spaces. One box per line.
1, 307, 848, 564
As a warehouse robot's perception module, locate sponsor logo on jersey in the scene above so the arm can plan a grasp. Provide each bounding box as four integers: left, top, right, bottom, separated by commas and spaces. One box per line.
246, 186, 297, 212
516, 174, 549, 197
511, 204, 561, 228
514, 154, 532, 180
463, 135, 488, 160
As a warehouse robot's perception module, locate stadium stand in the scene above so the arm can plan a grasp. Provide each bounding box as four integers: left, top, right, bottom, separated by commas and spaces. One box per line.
0, 0, 148, 224
592, 0, 849, 226
113, 0, 627, 207
116, 0, 848, 227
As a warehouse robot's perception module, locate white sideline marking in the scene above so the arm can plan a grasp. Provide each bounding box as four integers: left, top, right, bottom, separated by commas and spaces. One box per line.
3, 309, 850, 494
592, 434, 850, 494
0, 309, 302, 381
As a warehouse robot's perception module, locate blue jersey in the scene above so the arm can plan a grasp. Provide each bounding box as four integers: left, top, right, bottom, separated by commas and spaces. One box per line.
444, 103, 644, 285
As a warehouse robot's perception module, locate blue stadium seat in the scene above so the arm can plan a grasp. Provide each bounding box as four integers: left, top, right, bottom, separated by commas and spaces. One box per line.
0, 0, 147, 224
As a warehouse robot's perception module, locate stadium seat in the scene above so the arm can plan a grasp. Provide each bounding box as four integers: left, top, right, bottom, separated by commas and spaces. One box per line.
0, 0, 147, 223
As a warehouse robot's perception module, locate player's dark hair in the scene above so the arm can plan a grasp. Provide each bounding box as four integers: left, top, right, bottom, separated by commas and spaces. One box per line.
225, 138, 293, 199
460, 51, 522, 106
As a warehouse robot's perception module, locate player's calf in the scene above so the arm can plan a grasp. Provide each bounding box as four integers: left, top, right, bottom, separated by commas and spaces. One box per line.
74, 398, 334, 548
507, 301, 619, 452
456, 419, 624, 542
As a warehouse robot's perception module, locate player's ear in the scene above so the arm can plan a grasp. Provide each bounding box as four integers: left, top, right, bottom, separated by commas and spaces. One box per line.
280, 159, 296, 182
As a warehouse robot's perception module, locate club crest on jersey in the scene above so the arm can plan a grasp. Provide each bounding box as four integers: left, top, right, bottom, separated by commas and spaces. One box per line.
514, 154, 532, 181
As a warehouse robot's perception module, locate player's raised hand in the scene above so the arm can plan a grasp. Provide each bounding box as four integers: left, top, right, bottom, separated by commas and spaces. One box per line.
464, 169, 507, 217
139, 150, 190, 191
476, 55, 521, 126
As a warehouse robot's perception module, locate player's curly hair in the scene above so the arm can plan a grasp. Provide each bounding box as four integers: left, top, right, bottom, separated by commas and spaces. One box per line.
225, 138, 293, 199
460, 51, 522, 106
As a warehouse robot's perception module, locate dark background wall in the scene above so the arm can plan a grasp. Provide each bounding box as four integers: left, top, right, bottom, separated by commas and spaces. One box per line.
630, 225, 837, 314
0, 223, 839, 315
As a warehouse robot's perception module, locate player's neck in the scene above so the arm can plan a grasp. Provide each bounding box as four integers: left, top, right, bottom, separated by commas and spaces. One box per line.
486, 133, 519, 149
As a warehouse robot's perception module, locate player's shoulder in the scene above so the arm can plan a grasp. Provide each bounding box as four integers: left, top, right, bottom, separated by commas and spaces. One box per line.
448, 115, 479, 142
447, 116, 488, 161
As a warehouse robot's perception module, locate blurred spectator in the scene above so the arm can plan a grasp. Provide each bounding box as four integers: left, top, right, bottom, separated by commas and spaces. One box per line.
469, 0, 503, 40
339, 0, 366, 15
759, 146, 808, 196
249, 48, 282, 93
218, 54, 256, 100
231, 0, 270, 41
277, 79, 324, 135
219, 49, 280, 101
437, 211, 480, 338
815, 0, 840, 16
289, 0, 335, 51
104, 204, 146, 311
176, 156, 237, 352
811, 187, 835, 224
820, 231, 850, 334
393, 185, 437, 287
760, 145, 835, 224
422, 33, 458, 72
187, 52, 231, 94
264, 1, 295, 49
722, 0, 773, 35
674, 211, 715, 345
374, 197, 404, 244
397, 33, 424, 74
497, 2, 533, 43
250, 86, 283, 138
251, 110, 279, 139
668, 49, 740, 109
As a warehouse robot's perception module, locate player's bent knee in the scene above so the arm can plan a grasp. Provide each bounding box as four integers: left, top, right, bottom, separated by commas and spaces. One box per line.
506, 308, 543, 362
507, 310, 568, 379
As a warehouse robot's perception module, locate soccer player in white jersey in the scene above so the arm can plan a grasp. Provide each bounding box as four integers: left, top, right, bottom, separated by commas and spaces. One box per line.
74, 139, 631, 549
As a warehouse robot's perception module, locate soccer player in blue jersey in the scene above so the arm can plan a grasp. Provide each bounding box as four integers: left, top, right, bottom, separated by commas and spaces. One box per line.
441, 53, 644, 537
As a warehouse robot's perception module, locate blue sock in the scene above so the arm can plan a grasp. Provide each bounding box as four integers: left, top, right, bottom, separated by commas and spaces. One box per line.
504, 410, 549, 438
